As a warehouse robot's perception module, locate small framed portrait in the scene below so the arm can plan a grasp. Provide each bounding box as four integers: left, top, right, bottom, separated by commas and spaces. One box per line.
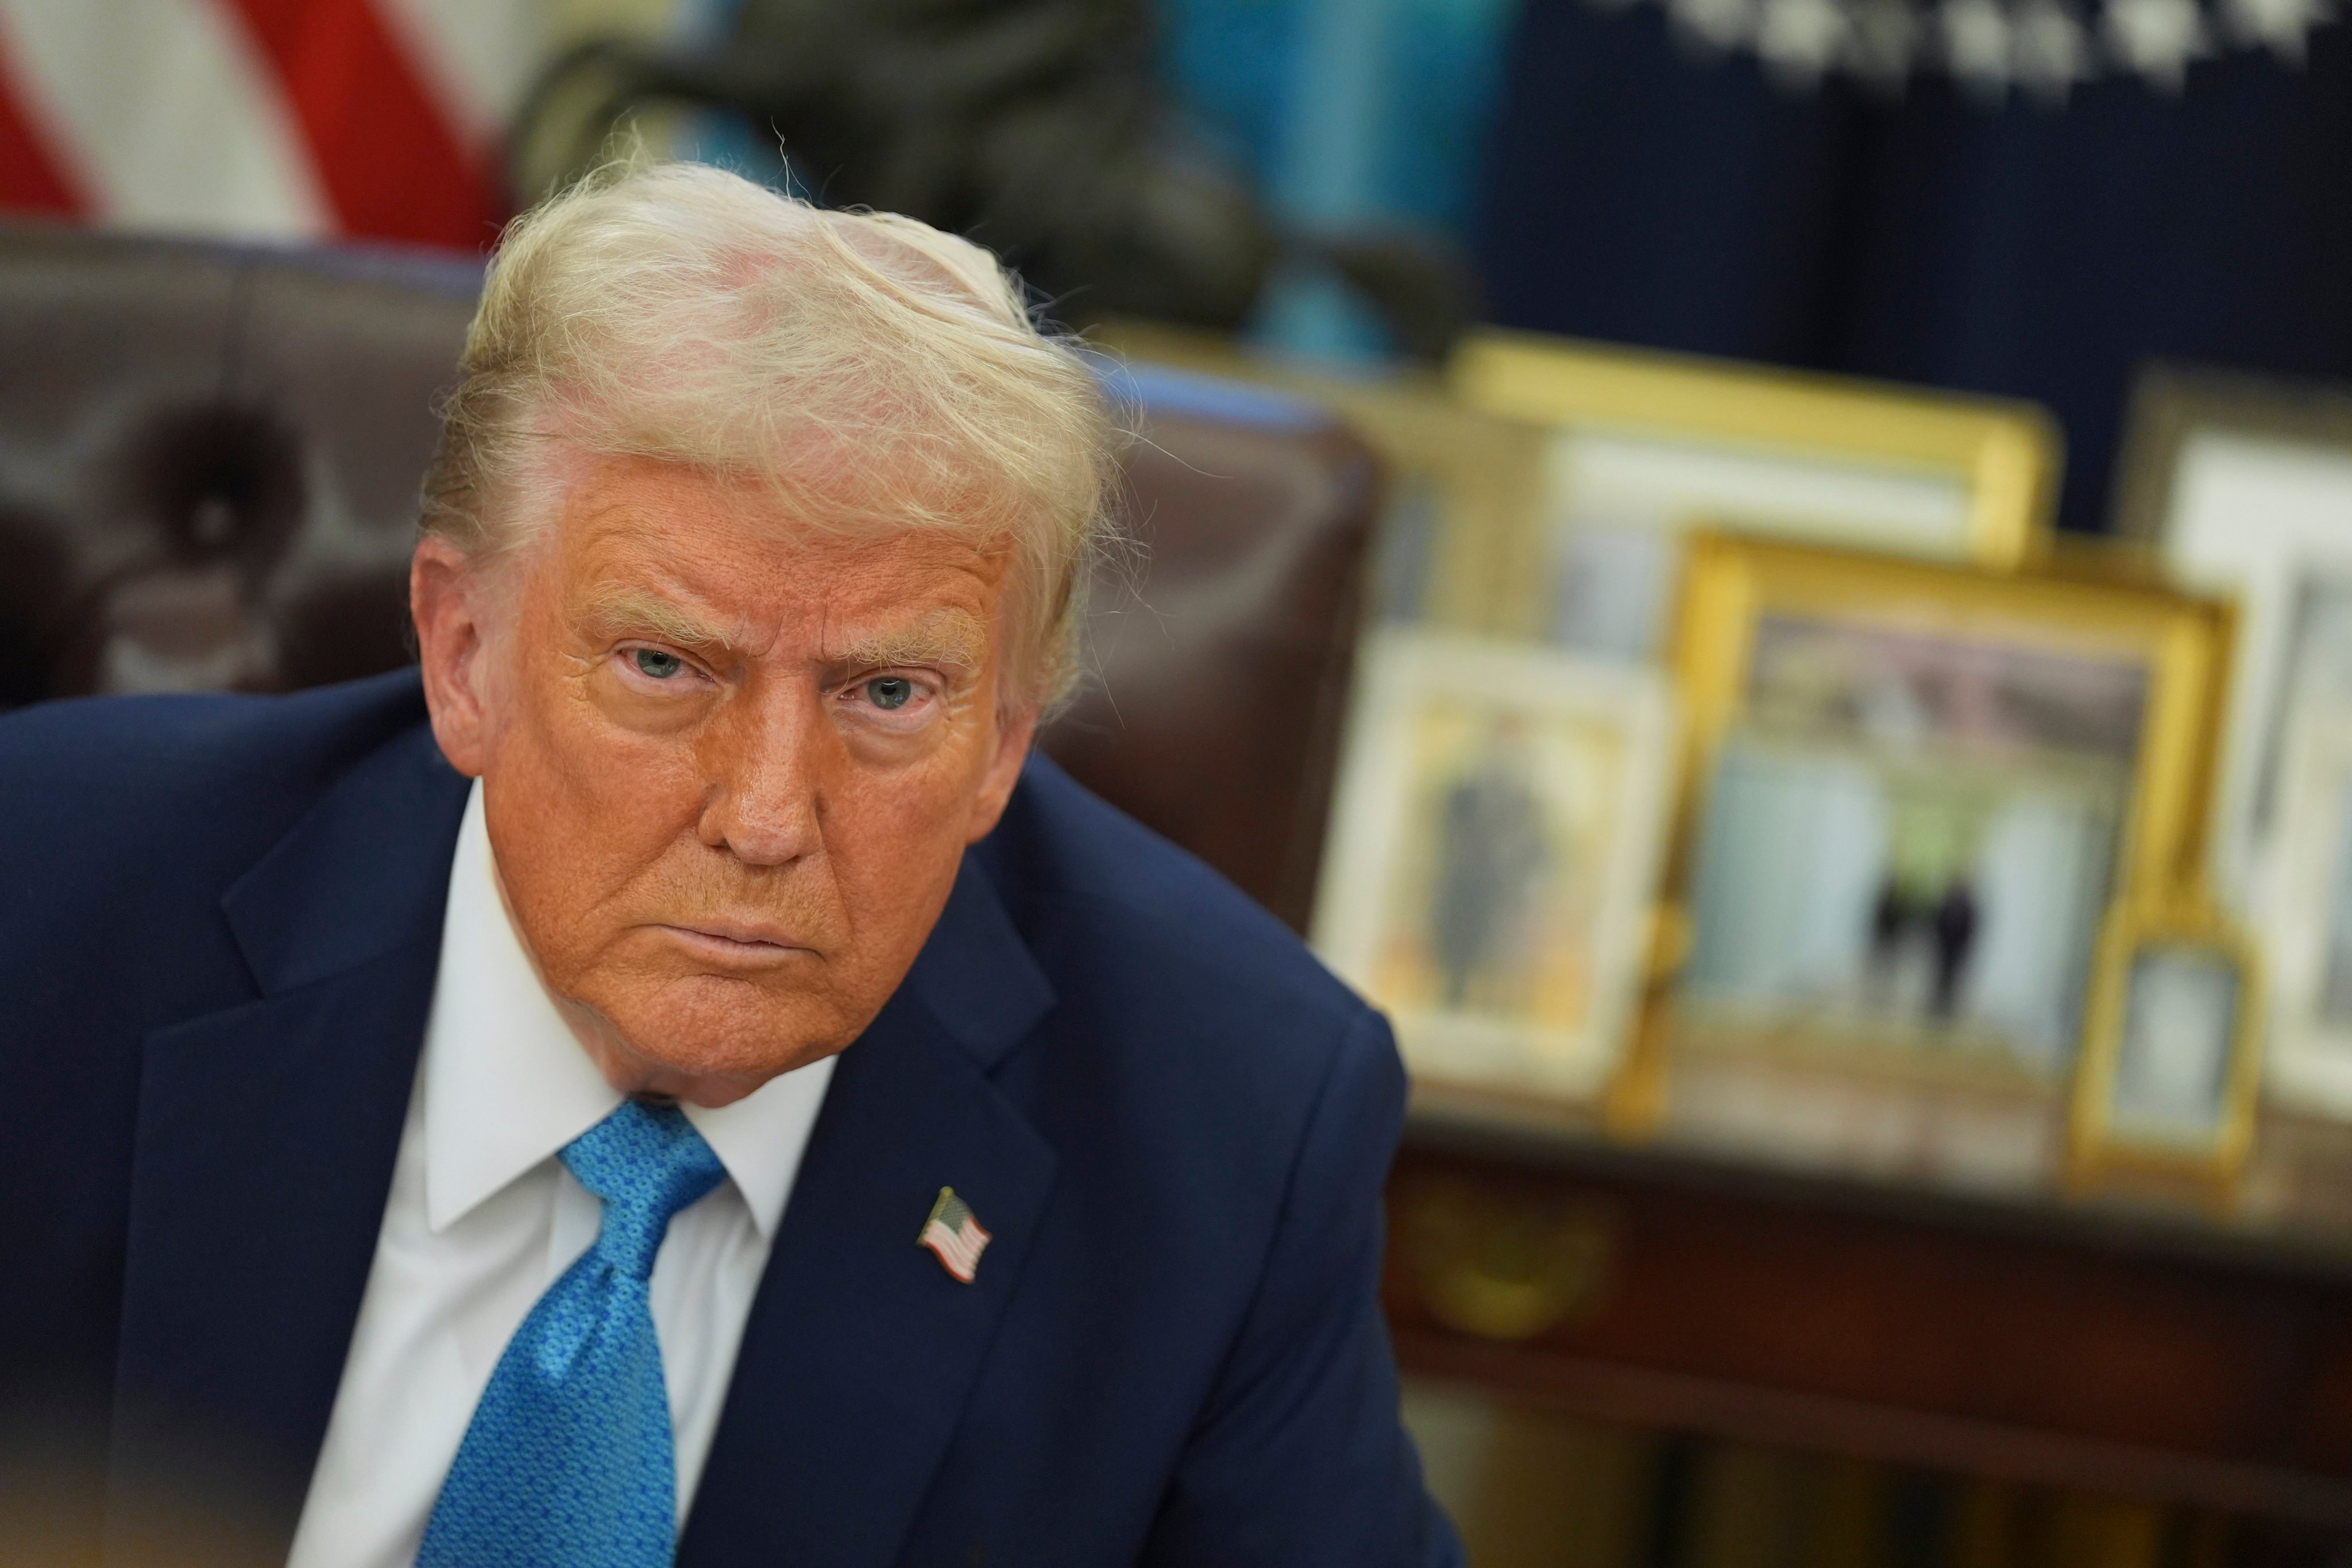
2114, 365, 2352, 916
2257, 709, 2352, 1117
1312, 630, 1677, 1101
1091, 320, 1550, 636
1654, 534, 2232, 1088
2069, 900, 2262, 1183
1450, 330, 2060, 659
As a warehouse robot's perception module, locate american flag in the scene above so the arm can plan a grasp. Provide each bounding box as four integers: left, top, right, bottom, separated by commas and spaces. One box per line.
0, 0, 542, 249
918, 1186, 991, 1284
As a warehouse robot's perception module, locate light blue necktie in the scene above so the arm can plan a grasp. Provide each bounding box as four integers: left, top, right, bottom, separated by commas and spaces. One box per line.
417, 1098, 725, 1568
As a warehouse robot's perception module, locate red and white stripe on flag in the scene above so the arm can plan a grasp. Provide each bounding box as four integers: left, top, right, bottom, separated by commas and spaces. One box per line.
0, 0, 536, 250
918, 1187, 992, 1284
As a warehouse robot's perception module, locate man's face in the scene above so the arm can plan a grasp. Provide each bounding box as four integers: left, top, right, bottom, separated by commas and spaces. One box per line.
413, 455, 1036, 1105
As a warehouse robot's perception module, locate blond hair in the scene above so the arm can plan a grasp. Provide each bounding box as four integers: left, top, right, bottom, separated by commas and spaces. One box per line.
420, 160, 1121, 710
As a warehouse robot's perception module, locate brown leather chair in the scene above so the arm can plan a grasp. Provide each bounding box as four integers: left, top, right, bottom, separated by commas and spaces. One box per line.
0, 225, 1378, 932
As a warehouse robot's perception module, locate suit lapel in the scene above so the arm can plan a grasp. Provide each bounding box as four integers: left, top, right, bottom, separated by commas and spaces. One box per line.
105, 709, 1058, 1567
106, 723, 469, 1567
681, 857, 1060, 1568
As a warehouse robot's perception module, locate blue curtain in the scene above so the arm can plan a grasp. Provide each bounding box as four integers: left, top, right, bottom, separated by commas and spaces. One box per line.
1476, 0, 2352, 529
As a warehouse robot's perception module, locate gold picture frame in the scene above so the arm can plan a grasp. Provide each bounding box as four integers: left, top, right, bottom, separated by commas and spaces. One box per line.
1312, 629, 1678, 1107
1451, 330, 2063, 655
2068, 895, 2264, 1188
2111, 364, 2352, 544
2109, 364, 2352, 920
1623, 533, 2233, 1126
1091, 319, 1550, 635
2253, 706, 2352, 1118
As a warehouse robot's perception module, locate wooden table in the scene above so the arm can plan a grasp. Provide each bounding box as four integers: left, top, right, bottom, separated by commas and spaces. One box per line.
1383, 1095, 2352, 1535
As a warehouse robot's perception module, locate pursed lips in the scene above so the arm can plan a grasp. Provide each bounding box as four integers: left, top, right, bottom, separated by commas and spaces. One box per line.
656, 921, 818, 968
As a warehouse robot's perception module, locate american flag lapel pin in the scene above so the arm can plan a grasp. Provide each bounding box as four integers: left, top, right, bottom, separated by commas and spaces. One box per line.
918, 1185, 991, 1283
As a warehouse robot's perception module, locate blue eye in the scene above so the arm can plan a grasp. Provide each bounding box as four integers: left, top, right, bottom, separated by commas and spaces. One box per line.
867, 677, 913, 710
632, 648, 684, 679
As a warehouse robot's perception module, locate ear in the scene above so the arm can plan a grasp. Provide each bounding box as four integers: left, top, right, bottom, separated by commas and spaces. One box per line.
410, 535, 502, 779
964, 699, 1040, 845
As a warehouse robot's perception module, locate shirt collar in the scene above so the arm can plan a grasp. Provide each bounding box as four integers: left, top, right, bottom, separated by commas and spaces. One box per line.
422, 781, 835, 1238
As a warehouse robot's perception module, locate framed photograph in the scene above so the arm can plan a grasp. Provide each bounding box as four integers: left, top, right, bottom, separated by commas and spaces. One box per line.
2069, 898, 2263, 1183
1092, 320, 1549, 635
2113, 367, 2352, 926
1651, 535, 2232, 1092
1312, 630, 1677, 1100
2258, 708, 2352, 1117
1450, 330, 2061, 659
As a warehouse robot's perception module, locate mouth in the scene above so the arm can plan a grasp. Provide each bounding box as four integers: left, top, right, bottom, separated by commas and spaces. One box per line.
655, 922, 818, 970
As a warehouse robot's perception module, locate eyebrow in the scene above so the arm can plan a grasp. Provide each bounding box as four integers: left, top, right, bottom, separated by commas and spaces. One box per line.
580, 586, 989, 673
578, 585, 741, 655
835, 608, 990, 673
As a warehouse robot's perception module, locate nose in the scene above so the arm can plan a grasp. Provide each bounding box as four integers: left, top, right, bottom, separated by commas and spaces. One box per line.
696, 681, 825, 867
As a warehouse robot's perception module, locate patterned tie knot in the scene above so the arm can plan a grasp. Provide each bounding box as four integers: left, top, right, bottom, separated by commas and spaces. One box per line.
560, 1099, 726, 1281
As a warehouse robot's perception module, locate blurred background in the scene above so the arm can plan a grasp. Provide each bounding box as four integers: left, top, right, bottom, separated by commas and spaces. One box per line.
6, 1, 2352, 1564
5, 0, 2345, 524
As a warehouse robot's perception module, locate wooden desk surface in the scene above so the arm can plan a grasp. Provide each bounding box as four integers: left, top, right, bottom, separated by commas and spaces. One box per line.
1384, 1094, 2352, 1530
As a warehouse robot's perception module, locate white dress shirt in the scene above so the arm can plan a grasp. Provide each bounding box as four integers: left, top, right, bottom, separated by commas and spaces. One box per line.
286, 781, 837, 1568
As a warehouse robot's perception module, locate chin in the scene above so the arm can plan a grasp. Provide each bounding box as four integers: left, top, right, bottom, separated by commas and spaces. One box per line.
605, 973, 856, 1084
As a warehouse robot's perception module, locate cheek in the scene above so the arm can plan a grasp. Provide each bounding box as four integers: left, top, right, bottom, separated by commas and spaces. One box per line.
819, 748, 982, 914
490, 682, 708, 931
843, 724, 990, 835
536, 665, 706, 806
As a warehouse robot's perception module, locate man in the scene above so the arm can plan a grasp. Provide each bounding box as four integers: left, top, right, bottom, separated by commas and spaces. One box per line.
0, 164, 1459, 1567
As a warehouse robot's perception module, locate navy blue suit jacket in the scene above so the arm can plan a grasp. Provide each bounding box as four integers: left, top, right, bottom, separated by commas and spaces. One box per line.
0, 671, 1459, 1567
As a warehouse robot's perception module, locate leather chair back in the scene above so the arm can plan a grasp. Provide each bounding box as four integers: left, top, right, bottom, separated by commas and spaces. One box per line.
0, 227, 1378, 930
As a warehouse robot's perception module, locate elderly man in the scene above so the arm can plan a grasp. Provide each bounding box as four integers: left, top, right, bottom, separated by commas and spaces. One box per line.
0, 164, 1457, 1567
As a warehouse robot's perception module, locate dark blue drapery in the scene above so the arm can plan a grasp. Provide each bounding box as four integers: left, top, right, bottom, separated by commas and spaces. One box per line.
1476, 0, 2352, 530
